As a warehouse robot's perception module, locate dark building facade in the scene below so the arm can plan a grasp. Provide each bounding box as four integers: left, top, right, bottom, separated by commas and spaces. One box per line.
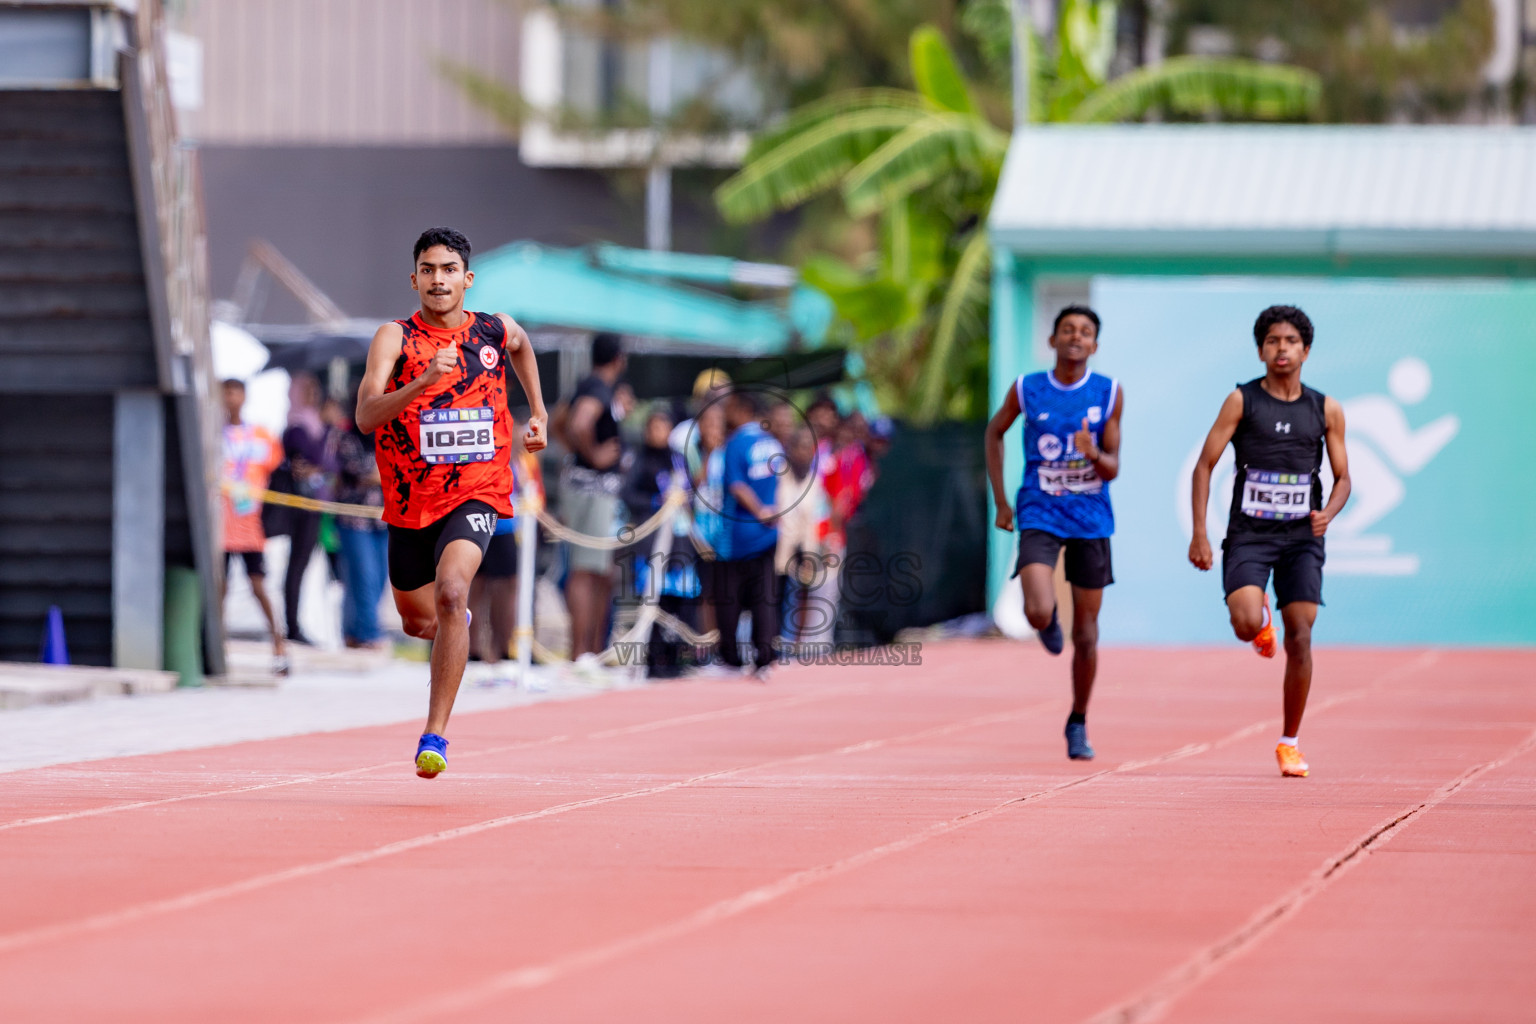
0, 3, 221, 672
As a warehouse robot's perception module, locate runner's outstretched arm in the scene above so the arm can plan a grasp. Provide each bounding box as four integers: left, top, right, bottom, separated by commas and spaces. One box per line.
496, 314, 548, 453
984, 385, 1022, 532
1311, 396, 1351, 537
355, 322, 454, 434
1189, 389, 1244, 571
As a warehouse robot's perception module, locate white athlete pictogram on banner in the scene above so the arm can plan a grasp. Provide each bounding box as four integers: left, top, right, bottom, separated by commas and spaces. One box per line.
1177, 357, 1459, 576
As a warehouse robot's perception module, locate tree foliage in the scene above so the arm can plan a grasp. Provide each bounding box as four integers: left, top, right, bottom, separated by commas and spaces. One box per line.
1166, 0, 1495, 122
717, 5, 1321, 424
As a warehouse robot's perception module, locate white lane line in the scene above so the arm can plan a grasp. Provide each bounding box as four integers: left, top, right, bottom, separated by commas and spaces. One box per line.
1085, 723, 1536, 1024
0, 701, 1054, 957
0, 688, 862, 835
340, 713, 1293, 1022
340, 654, 1446, 1023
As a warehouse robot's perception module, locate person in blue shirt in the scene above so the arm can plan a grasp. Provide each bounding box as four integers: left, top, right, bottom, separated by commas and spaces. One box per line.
715, 389, 785, 677
985, 305, 1125, 761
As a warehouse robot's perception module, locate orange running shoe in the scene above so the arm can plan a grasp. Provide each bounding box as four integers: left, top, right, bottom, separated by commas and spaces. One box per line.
1252, 595, 1277, 659
1276, 743, 1309, 777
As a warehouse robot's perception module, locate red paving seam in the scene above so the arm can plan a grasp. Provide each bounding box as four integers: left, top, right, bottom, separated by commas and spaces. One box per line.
1087, 725, 1536, 1024
1, 644, 1532, 1024
1163, 728, 1536, 1023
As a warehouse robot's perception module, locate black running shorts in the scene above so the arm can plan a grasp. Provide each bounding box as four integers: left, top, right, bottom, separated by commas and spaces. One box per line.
1013, 529, 1114, 590
477, 532, 519, 579
1222, 533, 1325, 608
388, 500, 499, 592
225, 550, 266, 579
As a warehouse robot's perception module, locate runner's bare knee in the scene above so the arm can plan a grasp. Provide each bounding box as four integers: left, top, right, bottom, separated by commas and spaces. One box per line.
1230, 608, 1262, 641
434, 576, 469, 619
1283, 618, 1311, 657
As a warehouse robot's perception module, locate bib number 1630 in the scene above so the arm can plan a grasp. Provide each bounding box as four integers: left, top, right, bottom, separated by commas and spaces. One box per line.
420, 407, 495, 464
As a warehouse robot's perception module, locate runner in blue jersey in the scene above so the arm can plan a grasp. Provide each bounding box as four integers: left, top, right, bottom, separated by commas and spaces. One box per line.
986, 305, 1125, 760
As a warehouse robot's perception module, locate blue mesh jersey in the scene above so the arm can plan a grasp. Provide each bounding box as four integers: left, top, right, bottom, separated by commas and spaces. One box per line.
1015, 370, 1119, 539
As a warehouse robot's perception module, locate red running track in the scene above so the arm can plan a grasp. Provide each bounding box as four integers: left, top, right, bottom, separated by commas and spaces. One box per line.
2, 643, 1534, 1023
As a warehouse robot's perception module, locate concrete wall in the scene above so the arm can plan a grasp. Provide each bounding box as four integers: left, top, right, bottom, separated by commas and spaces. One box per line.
181, 0, 521, 144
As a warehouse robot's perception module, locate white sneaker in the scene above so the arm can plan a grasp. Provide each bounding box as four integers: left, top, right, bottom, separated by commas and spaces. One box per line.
472, 661, 516, 687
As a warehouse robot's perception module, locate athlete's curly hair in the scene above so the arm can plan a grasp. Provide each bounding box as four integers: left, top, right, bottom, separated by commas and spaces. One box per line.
413, 227, 471, 268
1052, 304, 1101, 335
1253, 305, 1313, 349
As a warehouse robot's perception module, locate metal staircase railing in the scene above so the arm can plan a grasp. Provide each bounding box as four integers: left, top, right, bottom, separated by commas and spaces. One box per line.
120, 0, 226, 675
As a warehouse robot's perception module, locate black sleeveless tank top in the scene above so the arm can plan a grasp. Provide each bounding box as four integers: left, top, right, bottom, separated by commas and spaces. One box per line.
1227, 377, 1326, 538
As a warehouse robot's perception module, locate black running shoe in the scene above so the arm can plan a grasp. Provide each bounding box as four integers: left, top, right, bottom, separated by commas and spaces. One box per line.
1038, 606, 1064, 655
1065, 720, 1095, 760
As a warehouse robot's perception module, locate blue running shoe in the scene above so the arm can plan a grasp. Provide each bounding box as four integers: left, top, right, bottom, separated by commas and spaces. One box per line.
416, 733, 449, 778
1038, 606, 1064, 656
1065, 720, 1095, 761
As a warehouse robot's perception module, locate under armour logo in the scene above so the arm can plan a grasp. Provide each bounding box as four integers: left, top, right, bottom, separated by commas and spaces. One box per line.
467, 513, 495, 533
1275, 421, 1291, 434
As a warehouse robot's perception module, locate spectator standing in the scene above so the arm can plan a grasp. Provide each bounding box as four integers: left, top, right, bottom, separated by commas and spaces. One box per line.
562, 332, 627, 660
333, 415, 388, 649
280, 373, 336, 645
776, 425, 834, 646
470, 439, 544, 680
691, 400, 728, 646
220, 379, 287, 674
805, 393, 840, 476
317, 397, 349, 584
867, 415, 894, 465
823, 410, 874, 555
622, 407, 697, 678
767, 401, 797, 448
715, 390, 783, 677
670, 368, 733, 470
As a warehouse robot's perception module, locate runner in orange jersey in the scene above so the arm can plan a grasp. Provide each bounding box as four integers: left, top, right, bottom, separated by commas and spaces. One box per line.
356, 227, 547, 778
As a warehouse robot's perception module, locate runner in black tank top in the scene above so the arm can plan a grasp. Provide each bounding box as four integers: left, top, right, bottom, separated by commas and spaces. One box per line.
1187, 306, 1352, 779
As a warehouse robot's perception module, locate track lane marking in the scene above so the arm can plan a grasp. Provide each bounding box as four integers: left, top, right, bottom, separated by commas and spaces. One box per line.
340, 655, 1445, 1023
0, 687, 863, 834
0, 700, 1054, 956
1084, 721, 1536, 1024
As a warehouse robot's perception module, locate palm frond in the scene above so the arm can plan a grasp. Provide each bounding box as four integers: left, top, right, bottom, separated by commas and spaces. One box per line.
909, 24, 977, 115
841, 115, 1007, 218
714, 107, 928, 223
744, 89, 929, 162
1067, 56, 1321, 124
883, 200, 911, 281
915, 231, 991, 424
800, 256, 922, 341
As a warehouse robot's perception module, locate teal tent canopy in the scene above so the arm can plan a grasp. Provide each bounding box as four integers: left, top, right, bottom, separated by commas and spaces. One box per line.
469, 241, 833, 353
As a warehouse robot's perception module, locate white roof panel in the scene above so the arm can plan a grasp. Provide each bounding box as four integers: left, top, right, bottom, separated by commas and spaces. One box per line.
990, 126, 1536, 255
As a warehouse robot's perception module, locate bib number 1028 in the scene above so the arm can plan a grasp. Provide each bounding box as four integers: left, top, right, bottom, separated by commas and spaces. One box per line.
420, 407, 496, 464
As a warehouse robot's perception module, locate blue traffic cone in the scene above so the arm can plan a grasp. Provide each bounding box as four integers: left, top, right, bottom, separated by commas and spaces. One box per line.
41, 605, 69, 666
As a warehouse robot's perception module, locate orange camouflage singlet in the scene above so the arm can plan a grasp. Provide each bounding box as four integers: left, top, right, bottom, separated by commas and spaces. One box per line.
374, 310, 515, 529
